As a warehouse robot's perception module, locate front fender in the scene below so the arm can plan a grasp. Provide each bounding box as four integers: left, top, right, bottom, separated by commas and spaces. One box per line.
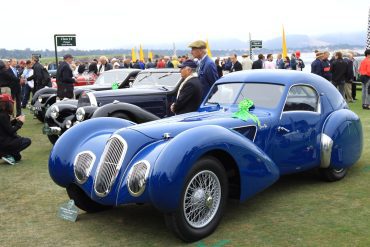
321, 109, 363, 169
92, 102, 160, 123
148, 125, 279, 212
48, 117, 134, 188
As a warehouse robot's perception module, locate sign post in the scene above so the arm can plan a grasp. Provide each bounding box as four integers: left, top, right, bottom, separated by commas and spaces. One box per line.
249, 36, 263, 60
54, 34, 76, 68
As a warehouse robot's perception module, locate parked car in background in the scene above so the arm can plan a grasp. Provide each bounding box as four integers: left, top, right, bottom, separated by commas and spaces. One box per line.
43, 69, 181, 144
31, 69, 140, 123
49, 70, 363, 242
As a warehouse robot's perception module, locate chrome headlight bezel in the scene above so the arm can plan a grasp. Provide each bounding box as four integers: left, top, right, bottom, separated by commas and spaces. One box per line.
76, 107, 85, 122
73, 151, 96, 184
65, 120, 72, 129
127, 160, 150, 197
50, 105, 59, 119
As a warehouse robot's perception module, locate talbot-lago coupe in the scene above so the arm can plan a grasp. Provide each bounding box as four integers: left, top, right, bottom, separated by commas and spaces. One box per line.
49, 70, 363, 242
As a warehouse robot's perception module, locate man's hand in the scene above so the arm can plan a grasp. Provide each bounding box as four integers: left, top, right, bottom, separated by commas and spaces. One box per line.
16, 115, 25, 123
170, 103, 175, 113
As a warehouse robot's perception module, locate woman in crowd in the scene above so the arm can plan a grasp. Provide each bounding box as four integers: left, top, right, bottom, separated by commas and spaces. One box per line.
0, 94, 31, 165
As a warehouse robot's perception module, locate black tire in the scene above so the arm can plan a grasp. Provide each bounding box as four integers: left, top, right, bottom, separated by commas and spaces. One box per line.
164, 156, 228, 243
319, 167, 348, 182
47, 135, 59, 145
66, 184, 111, 213
35, 111, 45, 123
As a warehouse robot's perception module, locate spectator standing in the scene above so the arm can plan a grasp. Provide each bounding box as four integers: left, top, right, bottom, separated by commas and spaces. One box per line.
7, 59, 23, 116
241, 54, 253, 70
145, 58, 155, 69
348, 53, 359, 100
322, 51, 332, 81
359, 49, 370, 110
56, 54, 75, 99
0, 60, 16, 95
139, 60, 145, 70
311, 52, 325, 78
97, 56, 113, 75
344, 56, 354, 102
264, 54, 275, 69
230, 54, 242, 72
156, 58, 165, 68
295, 51, 305, 71
252, 54, 264, 69
215, 58, 223, 78
283, 56, 291, 69
28, 55, 44, 93
88, 61, 98, 75
221, 57, 232, 72
276, 54, 284, 69
170, 60, 202, 115
331, 52, 348, 97
164, 56, 174, 68
290, 54, 297, 70
21, 60, 34, 108
189, 40, 219, 101
0, 94, 31, 165
171, 56, 180, 68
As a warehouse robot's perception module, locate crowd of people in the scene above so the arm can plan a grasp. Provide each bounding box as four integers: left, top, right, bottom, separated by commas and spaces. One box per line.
1, 39, 370, 165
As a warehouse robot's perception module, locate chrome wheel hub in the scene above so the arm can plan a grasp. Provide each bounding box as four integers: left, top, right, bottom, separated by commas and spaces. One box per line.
183, 170, 221, 228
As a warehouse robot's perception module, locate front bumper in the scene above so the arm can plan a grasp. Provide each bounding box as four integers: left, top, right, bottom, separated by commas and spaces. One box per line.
43, 124, 62, 135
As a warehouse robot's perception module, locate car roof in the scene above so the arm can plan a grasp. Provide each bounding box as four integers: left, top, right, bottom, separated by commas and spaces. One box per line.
140, 68, 180, 73
103, 69, 141, 73
217, 69, 330, 88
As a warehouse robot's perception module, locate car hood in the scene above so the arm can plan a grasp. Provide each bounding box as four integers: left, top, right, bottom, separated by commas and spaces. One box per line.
127, 108, 272, 140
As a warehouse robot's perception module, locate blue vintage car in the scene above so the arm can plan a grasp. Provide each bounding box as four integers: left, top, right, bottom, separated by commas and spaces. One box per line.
48, 70, 363, 242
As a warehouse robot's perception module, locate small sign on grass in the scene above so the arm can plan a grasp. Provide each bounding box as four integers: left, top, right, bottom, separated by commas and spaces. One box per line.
58, 200, 79, 222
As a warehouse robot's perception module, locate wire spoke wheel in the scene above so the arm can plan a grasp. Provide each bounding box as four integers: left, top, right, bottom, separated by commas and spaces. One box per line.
183, 170, 221, 228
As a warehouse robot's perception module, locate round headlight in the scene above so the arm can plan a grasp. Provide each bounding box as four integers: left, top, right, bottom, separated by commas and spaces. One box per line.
127, 160, 150, 197
65, 120, 72, 129
50, 105, 59, 119
76, 107, 85, 122
38, 96, 43, 102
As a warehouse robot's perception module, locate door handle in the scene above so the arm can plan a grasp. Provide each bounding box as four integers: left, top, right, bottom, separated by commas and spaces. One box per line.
277, 126, 290, 133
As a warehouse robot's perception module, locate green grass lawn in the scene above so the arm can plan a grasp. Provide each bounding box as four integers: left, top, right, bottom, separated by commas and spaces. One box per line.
0, 93, 369, 247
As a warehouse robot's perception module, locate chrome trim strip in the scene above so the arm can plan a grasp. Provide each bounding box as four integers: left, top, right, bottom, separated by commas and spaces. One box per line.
87, 92, 98, 107
127, 160, 151, 197
73, 151, 96, 184
320, 133, 333, 168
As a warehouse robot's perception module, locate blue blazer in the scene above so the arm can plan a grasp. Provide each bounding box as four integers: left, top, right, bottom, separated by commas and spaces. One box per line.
198, 55, 219, 101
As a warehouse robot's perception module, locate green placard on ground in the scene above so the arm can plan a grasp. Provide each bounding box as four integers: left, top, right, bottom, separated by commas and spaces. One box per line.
56, 36, 76, 47
58, 200, 79, 222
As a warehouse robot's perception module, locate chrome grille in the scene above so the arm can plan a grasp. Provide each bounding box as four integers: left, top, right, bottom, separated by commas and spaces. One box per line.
74, 151, 96, 184
94, 135, 127, 197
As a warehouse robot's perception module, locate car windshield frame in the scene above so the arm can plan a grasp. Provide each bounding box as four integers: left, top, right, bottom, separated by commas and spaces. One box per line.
132, 72, 181, 90
94, 70, 130, 86
205, 82, 285, 110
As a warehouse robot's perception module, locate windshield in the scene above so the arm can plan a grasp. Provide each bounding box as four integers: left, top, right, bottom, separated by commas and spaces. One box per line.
94, 70, 129, 86
132, 72, 181, 90
206, 82, 285, 109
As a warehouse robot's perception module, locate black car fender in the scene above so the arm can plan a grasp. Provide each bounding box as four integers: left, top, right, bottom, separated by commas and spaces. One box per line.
91, 102, 160, 123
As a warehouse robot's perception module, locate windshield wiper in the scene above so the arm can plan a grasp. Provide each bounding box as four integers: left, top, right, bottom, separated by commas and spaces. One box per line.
137, 73, 151, 82
158, 73, 171, 79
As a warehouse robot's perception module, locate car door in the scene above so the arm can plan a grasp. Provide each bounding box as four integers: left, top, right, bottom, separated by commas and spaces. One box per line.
271, 84, 321, 174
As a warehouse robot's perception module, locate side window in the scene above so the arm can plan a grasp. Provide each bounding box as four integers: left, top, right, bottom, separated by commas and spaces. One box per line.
283, 85, 319, 112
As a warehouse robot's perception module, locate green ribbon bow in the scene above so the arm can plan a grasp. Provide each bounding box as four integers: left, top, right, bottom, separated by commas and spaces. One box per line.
233, 99, 261, 127
112, 82, 119, 90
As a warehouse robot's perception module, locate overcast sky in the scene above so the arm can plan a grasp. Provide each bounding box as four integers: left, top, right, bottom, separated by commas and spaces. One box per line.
1, 0, 369, 50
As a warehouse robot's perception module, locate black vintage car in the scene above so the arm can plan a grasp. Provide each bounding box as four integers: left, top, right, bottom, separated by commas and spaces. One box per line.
44, 69, 182, 144
31, 69, 140, 122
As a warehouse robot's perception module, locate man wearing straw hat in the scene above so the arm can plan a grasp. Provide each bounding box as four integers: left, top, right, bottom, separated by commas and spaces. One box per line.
311, 51, 325, 78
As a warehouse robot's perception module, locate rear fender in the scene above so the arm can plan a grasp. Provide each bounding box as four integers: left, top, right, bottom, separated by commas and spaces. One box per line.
148, 125, 279, 212
48, 117, 134, 188
92, 102, 160, 123
321, 109, 363, 169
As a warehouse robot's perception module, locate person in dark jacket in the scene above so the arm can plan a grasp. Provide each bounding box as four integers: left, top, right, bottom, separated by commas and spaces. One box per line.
189, 40, 219, 101
0, 60, 19, 96
0, 94, 31, 165
56, 54, 75, 99
97, 56, 113, 75
311, 52, 325, 78
88, 61, 98, 75
252, 54, 264, 69
215, 58, 223, 78
322, 51, 332, 81
170, 60, 202, 115
230, 54, 242, 72
331, 52, 348, 97
7, 59, 23, 117
27, 56, 44, 93
344, 57, 354, 102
